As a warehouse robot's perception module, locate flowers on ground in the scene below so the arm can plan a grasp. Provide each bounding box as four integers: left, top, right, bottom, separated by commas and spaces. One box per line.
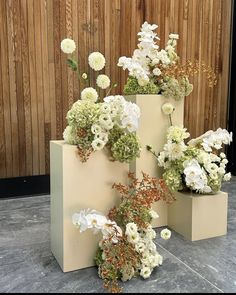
150, 126, 233, 194
118, 21, 216, 98
73, 173, 174, 293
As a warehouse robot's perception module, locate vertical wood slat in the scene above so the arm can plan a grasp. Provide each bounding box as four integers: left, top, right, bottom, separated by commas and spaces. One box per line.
0, 0, 233, 178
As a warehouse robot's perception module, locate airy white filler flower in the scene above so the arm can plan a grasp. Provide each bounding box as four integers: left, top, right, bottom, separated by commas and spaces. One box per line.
81, 87, 98, 102
60, 38, 76, 54
88, 52, 106, 71
162, 102, 175, 115
96, 74, 110, 89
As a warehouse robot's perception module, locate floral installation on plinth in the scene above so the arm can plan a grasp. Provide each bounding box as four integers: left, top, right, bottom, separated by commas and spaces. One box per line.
147, 126, 233, 194
72, 172, 174, 293
61, 38, 141, 163
118, 21, 217, 100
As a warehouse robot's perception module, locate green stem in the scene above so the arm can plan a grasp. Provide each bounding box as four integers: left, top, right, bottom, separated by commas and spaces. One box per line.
146, 145, 159, 159
169, 114, 173, 126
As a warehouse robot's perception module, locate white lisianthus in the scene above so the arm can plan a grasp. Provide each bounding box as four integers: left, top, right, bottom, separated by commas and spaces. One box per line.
153, 68, 162, 76
91, 124, 102, 135
223, 172, 231, 181
95, 132, 108, 143
140, 266, 152, 279
160, 228, 171, 240
127, 232, 140, 244
82, 73, 88, 79
81, 87, 98, 102
88, 52, 106, 71
101, 103, 111, 113
96, 74, 111, 89
99, 114, 113, 130
135, 242, 146, 253
60, 38, 76, 54
161, 102, 175, 115
169, 33, 179, 39
149, 209, 159, 219
91, 138, 105, 151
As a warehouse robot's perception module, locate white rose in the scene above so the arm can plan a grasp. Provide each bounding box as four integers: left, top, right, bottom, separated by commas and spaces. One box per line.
81, 87, 98, 102
160, 228, 171, 240
60, 38, 76, 54
161, 103, 175, 115
88, 52, 106, 71
96, 74, 111, 89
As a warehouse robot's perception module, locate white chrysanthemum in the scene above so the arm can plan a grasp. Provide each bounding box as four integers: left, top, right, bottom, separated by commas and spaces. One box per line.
81, 87, 98, 102
167, 126, 190, 143
164, 141, 187, 160
96, 74, 110, 89
160, 228, 171, 240
223, 172, 231, 181
161, 102, 175, 115
60, 38, 76, 54
88, 52, 106, 71
91, 138, 105, 151
140, 266, 152, 279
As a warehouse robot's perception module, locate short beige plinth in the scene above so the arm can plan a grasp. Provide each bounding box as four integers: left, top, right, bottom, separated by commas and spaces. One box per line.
50, 140, 129, 272
168, 191, 228, 241
126, 95, 184, 227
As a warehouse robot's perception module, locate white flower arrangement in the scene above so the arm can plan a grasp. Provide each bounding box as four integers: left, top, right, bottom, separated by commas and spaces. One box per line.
149, 126, 233, 194
118, 21, 216, 98
60, 38, 141, 163
72, 173, 173, 292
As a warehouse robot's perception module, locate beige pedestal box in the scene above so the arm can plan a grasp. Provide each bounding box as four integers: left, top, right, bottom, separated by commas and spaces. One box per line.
126, 95, 184, 227
168, 191, 228, 241
50, 141, 129, 272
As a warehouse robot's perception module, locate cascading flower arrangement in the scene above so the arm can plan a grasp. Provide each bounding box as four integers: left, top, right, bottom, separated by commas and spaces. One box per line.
118, 21, 217, 100
60, 38, 141, 162
72, 172, 174, 293
147, 126, 232, 194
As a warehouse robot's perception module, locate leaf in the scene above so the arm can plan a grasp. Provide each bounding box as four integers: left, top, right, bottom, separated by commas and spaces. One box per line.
67, 58, 78, 71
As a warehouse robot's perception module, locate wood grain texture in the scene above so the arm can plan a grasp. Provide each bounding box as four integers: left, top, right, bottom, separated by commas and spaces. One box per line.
0, 0, 232, 178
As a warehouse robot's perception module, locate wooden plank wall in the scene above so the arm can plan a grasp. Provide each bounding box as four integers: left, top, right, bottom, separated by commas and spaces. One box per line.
0, 0, 232, 178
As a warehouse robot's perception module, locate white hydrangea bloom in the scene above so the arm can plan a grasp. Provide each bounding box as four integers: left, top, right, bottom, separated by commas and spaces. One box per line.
88, 52, 106, 71
60, 38, 76, 54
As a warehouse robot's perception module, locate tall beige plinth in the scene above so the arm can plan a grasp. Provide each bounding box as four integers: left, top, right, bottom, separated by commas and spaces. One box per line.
168, 191, 228, 241
50, 140, 129, 272
126, 95, 184, 227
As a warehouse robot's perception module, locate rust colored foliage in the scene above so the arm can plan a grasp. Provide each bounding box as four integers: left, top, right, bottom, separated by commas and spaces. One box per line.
108, 172, 175, 229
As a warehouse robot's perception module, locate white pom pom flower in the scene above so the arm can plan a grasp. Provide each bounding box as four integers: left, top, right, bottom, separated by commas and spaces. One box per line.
96, 74, 111, 89
160, 228, 171, 240
60, 38, 76, 54
81, 87, 98, 102
88, 52, 106, 71
161, 102, 175, 115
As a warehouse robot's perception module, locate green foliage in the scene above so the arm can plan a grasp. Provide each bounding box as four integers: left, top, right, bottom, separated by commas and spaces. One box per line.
67, 58, 78, 71
124, 76, 159, 95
